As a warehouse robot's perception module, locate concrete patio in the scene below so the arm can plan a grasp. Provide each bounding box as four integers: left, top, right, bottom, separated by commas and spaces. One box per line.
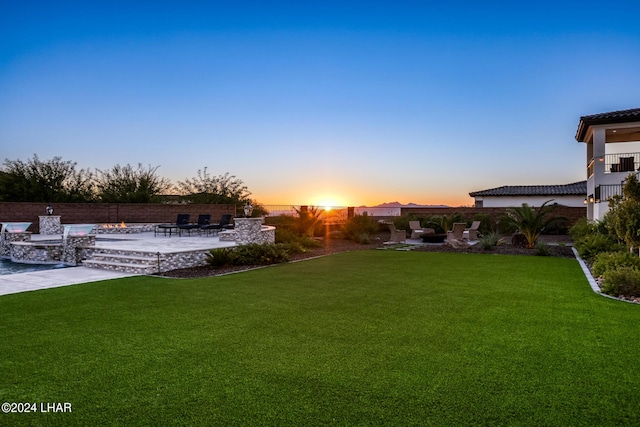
0, 231, 238, 296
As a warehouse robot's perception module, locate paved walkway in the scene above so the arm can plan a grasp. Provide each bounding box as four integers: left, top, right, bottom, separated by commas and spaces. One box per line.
0, 267, 135, 296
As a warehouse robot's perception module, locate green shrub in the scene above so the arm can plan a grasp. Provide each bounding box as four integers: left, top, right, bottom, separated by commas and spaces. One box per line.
275, 227, 299, 243
276, 228, 322, 249
472, 213, 495, 235
206, 248, 237, 267
569, 217, 610, 241
601, 266, 640, 297
574, 234, 622, 262
391, 214, 414, 233
591, 251, 640, 277
352, 232, 372, 244
278, 241, 307, 255
568, 217, 592, 241
535, 242, 550, 256
478, 232, 501, 250
343, 214, 379, 244
233, 243, 290, 265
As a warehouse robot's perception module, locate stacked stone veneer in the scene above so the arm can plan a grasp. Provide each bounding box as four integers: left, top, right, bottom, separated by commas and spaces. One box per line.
0, 232, 31, 258
81, 247, 212, 274
2, 231, 96, 266
95, 224, 155, 234
11, 241, 63, 264
219, 218, 276, 245
63, 235, 96, 266
39, 216, 62, 235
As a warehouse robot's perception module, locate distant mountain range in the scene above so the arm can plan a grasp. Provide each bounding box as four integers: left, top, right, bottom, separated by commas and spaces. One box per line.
359, 202, 450, 208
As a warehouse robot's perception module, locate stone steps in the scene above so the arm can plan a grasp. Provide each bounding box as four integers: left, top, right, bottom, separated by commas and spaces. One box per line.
82, 248, 159, 275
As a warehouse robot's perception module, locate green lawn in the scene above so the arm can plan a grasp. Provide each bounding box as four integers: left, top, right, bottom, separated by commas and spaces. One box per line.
1, 251, 639, 426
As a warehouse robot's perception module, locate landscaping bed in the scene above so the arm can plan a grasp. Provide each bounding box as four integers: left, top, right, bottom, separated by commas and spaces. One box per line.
161, 233, 575, 278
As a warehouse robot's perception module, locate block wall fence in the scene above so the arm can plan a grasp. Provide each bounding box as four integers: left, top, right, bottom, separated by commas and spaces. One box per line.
400, 206, 587, 227
0, 203, 236, 233
0, 203, 587, 233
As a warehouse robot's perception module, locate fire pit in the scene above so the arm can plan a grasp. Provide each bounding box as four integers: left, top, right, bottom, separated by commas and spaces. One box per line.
96, 222, 144, 234
421, 233, 446, 243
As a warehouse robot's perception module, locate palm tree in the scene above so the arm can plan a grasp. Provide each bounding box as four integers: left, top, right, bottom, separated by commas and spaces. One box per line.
427, 212, 465, 234
501, 200, 565, 249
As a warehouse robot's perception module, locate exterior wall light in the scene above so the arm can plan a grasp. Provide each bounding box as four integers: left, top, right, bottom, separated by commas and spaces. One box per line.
46, 204, 54, 215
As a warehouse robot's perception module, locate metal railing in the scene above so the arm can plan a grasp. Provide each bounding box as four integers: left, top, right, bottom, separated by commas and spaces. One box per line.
594, 171, 640, 202
595, 185, 621, 203
604, 152, 640, 174
260, 205, 403, 218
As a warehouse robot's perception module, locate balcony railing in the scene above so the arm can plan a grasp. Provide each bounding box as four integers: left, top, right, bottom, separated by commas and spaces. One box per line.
595, 184, 622, 203
604, 152, 640, 174
594, 170, 640, 203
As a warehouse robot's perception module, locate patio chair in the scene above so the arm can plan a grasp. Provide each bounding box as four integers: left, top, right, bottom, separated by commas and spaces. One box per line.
446, 222, 466, 242
179, 214, 211, 235
201, 214, 234, 235
409, 221, 435, 239
463, 220, 481, 240
155, 214, 190, 237
620, 156, 635, 172
387, 223, 407, 243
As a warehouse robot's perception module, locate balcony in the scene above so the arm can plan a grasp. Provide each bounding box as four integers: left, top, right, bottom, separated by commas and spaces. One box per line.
594, 184, 622, 203
604, 152, 640, 174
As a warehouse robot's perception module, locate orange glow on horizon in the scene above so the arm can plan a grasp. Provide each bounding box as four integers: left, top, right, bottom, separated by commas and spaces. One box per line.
254, 187, 475, 208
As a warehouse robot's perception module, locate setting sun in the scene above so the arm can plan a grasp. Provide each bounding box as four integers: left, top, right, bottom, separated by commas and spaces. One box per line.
313, 196, 346, 209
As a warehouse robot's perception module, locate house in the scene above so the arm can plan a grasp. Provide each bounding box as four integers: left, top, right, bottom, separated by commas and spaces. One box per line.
575, 107, 640, 220
469, 181, 587, 208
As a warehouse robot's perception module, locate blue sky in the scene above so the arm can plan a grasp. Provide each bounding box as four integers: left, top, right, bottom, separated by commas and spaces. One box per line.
2, 1, 640, 206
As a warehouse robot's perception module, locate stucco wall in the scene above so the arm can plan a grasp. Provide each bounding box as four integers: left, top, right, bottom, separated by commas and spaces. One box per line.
476, 195, 585, 208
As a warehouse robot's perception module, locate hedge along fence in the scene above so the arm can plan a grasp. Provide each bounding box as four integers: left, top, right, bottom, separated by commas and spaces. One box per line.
400, 206, 587, 229
0, 202, 236, 233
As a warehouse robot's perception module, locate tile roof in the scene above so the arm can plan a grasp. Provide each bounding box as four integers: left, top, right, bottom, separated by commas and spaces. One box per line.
576, 107, 640, 142
469, 181, 586, 197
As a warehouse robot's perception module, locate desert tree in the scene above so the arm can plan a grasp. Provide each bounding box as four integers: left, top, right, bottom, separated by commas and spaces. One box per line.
0, 154, 94, 202
94, 163, 172, 203
177, 167, 252, 205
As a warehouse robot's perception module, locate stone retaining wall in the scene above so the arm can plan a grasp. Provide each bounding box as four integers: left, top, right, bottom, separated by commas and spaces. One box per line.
0, 232, 31, 258
63, 235, 96, 266
10, 241, 63, 264
220, 218, 276, 245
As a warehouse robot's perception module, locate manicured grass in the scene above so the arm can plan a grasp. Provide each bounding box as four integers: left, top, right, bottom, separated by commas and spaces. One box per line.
1, 251, 639, 426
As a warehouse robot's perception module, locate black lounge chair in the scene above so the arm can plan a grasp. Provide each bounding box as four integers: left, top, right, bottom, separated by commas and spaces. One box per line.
155, 214, 190, 237
201, 214, 233, 235
179, 214, 211, 235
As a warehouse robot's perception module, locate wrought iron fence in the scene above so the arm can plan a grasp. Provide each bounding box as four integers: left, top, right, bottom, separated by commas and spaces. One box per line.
260, 205, 403, 219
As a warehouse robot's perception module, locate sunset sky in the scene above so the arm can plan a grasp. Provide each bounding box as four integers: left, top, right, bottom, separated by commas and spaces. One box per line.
2, 1, 640, 207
